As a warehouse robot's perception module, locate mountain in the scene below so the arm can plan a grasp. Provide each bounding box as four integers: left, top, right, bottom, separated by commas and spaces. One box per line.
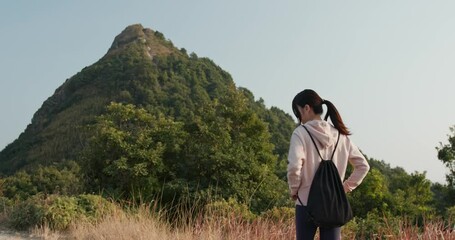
0, 24, 295, 177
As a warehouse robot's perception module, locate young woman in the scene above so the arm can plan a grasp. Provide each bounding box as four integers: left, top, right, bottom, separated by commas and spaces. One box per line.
287, 89, 370, 240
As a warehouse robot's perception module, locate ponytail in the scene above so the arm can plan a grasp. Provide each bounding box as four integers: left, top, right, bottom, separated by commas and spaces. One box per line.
292, 89, 351, 135
322, 100, 351, 135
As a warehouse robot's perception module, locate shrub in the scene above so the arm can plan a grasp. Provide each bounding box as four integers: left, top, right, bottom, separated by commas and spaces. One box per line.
1, 162, 82, 200
0, 196, 13, 213
32, 161, 82, 195
2, 171, 37, 200
77, 194, 116, 222
354, 210, 401, 239
7, 194, 117, 231
8, 196, 45, 230
205, 198, 256, 221
44, 195, 79, 230
343, 218, 360, 239
356, 210, 385, 239
259, 206, 294, 222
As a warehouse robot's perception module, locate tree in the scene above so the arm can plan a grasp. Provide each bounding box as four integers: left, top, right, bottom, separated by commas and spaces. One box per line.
353, 158, 435, 219
437, 125, 455, 188
431, 182, 454, 216
389, 172, 433, 218
82, 102, 186, 200
163, 91, 289, 213
348, 168, 389, 218
435, 125, 455, 210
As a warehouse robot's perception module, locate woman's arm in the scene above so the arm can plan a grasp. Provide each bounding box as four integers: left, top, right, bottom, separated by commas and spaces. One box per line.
287, 131, 306, 197
343, 139, 370, 193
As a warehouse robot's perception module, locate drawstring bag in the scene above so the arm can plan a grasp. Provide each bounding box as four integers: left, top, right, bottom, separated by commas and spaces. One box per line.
297, 125, 353, 228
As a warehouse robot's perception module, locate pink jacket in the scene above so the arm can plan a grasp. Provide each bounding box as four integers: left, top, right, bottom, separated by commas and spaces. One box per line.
287, 120, 370, 205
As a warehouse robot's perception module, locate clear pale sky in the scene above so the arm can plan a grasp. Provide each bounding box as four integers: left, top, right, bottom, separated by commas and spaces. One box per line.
1, 1, 454, 183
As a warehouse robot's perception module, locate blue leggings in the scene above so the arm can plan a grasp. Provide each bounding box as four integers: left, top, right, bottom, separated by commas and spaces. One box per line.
295, 205, 341, 240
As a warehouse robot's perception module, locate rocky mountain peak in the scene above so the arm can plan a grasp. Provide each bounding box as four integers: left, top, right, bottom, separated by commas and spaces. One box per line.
107, 24, 174, 58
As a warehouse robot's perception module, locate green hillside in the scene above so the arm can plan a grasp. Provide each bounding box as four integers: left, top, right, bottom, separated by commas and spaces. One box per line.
0, 24, 296, 213
0, 24, 294, 176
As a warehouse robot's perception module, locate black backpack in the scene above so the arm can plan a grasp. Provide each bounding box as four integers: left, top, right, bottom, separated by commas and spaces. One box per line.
297, 125, 353, 228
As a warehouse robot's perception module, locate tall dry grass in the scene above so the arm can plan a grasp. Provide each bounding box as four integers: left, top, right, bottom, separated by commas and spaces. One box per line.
33, 201, 295, 240
30, 202, 455, 240
35, 214, 455, 240
65, 214, 294, 240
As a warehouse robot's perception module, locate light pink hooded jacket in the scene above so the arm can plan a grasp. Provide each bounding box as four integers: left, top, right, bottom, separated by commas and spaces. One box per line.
287, 120, 370, 206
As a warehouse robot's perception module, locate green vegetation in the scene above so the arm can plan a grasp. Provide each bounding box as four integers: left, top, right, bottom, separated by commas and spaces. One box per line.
6, 194, 115, 230
1, 161, 81, 200
0, 24, 454, 238
82, 100, 287, 213
4, 196, 454, 239
437, 126, 455, 188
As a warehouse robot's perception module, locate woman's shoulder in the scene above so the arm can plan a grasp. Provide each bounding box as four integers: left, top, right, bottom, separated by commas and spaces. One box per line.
290, 125, 308, 142
291, 125, 302, 136
292, 124, 308, 137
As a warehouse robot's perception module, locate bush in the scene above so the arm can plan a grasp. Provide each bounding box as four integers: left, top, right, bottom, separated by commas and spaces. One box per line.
7, 194, 116, 231
44, 195, 79, 230
448, 205, 455, 222
32, 161, 82, 195
353, 210, 402, 239
259, 206, 294, 222
342, 218, 360, 239
205, 198, 256, 221
8, 196, 45, 230
358, 211, 386, 238
2, 171, 37, 200
1, 162, 82, 200
0, 196, 13, 213
77, 194, 116, 222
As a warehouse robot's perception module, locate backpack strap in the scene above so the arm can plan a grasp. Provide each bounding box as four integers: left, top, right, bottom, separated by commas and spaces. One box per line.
330, 130, 341, 160
302, 125, 340, 161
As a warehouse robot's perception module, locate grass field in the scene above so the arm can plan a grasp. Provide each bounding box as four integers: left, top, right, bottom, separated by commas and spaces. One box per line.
27, 203, 455, 240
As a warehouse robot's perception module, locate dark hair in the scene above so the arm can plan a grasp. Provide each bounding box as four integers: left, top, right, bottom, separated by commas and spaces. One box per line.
292, 89, 351, 135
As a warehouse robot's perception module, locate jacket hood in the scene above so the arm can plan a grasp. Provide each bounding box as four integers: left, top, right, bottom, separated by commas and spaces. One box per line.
303, 120, 338, 149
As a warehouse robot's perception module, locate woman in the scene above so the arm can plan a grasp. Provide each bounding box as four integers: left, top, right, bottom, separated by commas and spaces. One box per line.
287, 89, 370, 240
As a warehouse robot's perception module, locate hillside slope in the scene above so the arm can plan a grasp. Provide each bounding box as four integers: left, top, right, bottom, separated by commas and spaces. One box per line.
0, 24, 295, 177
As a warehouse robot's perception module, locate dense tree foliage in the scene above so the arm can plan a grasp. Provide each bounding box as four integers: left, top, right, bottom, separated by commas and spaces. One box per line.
437, 126, 455, 188
82, 100, 288, 213
348, 158, 435, 221
82, 103, 186, 200
436, 125, 455, 210
0, 161, 81, 200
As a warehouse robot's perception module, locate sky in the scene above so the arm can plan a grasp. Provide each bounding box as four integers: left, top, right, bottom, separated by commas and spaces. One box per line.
1, 1, 454, 184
